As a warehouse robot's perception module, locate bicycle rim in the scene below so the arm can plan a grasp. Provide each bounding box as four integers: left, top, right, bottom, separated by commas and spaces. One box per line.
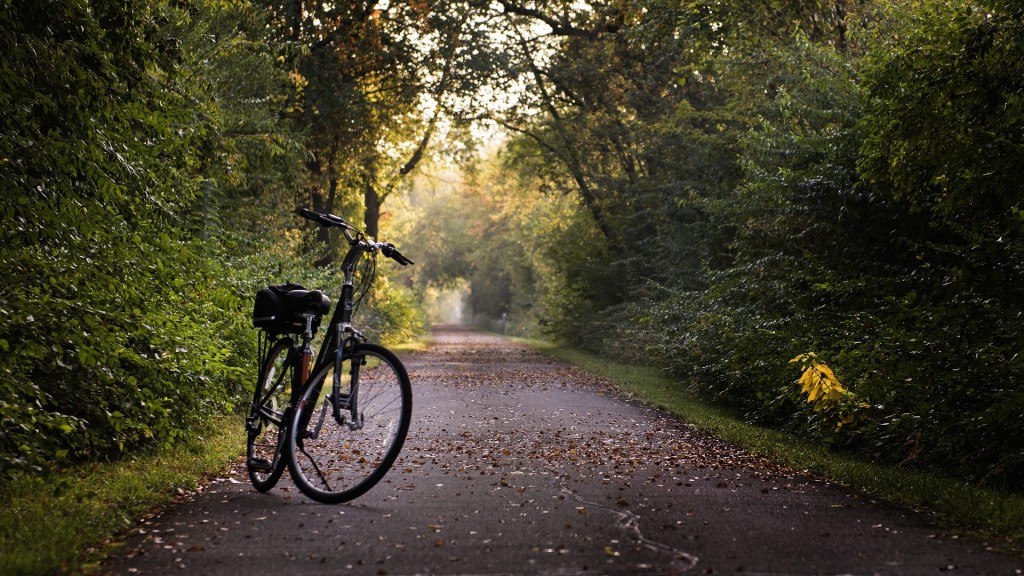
247, 337, 292, 492
286, 343, 412, 504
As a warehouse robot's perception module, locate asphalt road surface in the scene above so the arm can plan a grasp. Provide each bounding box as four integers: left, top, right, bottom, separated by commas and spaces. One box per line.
102, 326, 1023, 575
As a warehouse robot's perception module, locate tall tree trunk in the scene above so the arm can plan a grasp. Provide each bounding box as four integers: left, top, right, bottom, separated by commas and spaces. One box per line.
834, 0, 849, 53
307, 155, 337, 267
364, 176, 380, 240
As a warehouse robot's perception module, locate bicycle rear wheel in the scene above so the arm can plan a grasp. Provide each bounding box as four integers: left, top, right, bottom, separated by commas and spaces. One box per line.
246, 336, 293, 492
286, 343, 412, 504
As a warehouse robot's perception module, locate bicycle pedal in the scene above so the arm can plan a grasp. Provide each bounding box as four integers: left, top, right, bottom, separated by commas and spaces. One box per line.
248, 457, 274, 472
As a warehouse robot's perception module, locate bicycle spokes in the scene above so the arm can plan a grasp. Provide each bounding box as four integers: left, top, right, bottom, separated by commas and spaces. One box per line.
286, 344, 412, 504
246, 337, 293, 492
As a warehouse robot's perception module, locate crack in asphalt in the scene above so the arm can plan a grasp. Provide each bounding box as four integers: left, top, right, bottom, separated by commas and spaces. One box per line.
550, 469, 698, 573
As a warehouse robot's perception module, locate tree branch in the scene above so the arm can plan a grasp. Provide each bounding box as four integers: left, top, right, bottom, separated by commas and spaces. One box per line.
492, 0, 620, 38
399, 19, 462, 176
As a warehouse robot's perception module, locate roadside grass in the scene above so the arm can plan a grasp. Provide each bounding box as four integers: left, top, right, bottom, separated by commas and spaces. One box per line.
0, 415, 244, 576
390, 337, 431, 353
528, 341, 1024, 555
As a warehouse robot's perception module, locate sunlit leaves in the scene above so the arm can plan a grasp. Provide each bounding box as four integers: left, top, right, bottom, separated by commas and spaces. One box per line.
789, 353, 848, 409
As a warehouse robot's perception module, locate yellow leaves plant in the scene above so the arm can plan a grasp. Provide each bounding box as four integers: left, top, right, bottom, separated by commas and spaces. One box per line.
790, 352, 847, 408
790, 352, 872, 432
789, 352, 864, 431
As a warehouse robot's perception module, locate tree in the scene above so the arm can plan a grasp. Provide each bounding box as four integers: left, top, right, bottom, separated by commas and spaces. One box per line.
482, 0, 818, 347
254, 0, 501, 262
0, 0, 317, 477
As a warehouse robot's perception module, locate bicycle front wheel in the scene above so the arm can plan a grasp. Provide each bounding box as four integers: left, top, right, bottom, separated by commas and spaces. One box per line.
286, 343, 412, 504
246, 337, 293, 492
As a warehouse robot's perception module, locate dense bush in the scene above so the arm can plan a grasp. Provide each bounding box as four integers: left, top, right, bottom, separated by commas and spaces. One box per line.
851, 1, 1024, 482
0, 0, 408, 477
357, 274, 426, 346
0, 0, 242, 474
611, 2, 1024, 486
456, 0, 1024, 488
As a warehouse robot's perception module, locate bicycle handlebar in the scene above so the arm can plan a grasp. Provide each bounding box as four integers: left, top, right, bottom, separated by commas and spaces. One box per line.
296, 207, 414, 266
296, 207, 355, 230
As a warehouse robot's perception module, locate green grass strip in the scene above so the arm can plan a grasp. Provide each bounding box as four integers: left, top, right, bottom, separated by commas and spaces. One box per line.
0, 416, 244, 576
531, 342, 1024, 555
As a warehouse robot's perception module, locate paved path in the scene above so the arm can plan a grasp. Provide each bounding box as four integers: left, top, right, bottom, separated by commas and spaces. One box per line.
102, 326, 1022, 575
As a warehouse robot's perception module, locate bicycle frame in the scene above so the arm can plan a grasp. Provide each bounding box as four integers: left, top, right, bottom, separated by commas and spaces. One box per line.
301, 232, 374, 435
313, 231, 369, 372
251, 313, 316, 432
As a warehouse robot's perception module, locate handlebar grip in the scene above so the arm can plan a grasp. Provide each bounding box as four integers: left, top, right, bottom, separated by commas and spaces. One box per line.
296, 207, 353, 229
296, 206, 324, 224
381, 243, 414, 266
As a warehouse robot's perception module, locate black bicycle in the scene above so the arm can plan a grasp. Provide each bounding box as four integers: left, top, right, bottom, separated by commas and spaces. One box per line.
245, 207, 414, 504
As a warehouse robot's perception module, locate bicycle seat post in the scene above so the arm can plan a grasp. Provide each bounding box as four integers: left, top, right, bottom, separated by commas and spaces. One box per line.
299, 313, 316, 384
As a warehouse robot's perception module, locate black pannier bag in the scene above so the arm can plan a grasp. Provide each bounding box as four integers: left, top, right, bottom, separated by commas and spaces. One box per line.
253, 282, 332, 334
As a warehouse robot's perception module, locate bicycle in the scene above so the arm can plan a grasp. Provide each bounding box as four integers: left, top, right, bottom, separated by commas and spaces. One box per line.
245, 207, 414, 504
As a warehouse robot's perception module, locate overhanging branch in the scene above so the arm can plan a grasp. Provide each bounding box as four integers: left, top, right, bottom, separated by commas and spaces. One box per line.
492, 0, 621, 37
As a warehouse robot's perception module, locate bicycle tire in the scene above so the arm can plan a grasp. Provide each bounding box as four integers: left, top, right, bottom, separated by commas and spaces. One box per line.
246, 337, 293, 492
286, 343, 412, 504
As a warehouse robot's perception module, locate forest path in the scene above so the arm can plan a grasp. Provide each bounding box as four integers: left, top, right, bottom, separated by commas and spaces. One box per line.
102, 326, 1022, 575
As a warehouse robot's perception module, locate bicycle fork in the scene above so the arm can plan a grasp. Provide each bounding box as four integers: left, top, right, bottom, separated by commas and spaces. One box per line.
307, 334, 363, 441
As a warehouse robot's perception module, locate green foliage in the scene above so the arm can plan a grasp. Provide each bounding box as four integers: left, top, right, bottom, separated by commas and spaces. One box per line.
533, 206, 621, 345
1, 0, 205, 474
0, 0, 308, 477
607, 4, 1023, 485
397, 160, 585, 337
492, 0, 1024, 488
360, 274, 426, 346
850, 0, 1024, 483
859, 2, 1024, 230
